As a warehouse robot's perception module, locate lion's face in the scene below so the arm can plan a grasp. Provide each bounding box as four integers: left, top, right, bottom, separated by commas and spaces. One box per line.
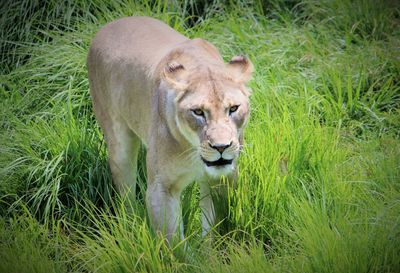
162, 55, 253, 177
176, 80, 250, 176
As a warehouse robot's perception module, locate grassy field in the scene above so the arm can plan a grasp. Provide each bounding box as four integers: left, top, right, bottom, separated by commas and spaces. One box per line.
1, 0, 399, 272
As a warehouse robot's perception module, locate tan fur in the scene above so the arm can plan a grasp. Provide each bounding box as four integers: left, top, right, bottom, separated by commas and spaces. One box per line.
87, 16, 253, 240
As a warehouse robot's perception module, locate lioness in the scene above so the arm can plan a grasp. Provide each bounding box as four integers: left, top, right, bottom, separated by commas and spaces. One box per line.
87, 16, 253, 240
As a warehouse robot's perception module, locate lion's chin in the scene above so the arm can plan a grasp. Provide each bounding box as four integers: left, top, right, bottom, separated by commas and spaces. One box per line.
203, 160, 235, 178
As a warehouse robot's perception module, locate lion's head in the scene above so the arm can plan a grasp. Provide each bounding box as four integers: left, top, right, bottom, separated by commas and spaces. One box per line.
160, 45, 253, 177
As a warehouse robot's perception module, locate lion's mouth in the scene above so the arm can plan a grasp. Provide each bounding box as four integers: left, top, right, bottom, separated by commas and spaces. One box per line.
201, 157, 233, 167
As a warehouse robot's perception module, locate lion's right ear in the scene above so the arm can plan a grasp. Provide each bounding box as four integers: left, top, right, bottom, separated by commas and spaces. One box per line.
162, 61, 189, 91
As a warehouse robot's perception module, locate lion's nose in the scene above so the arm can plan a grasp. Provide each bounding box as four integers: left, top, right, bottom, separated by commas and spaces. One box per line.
209, 141, 232, 154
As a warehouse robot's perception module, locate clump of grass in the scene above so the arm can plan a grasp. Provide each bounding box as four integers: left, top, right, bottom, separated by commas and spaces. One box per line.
300, 0, 399, 40
71, 200, 198, 273
0, 210, 70, 273
0, 108, 114, 223
0, 0, 95, 73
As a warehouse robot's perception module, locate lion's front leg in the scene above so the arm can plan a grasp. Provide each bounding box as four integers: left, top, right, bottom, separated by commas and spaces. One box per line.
146, 180, 183, 241
200, 174, 236, 238
199, 182, 215, 237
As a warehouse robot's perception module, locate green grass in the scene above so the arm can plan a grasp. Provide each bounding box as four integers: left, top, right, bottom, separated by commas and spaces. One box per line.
1, 0, 399, 272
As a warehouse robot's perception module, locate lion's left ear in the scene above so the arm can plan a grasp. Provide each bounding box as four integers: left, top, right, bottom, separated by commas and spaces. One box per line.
227, 55, 254, 84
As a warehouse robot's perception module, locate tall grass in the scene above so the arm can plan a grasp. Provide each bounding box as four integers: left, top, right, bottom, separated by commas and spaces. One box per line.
1, 0, 399, 272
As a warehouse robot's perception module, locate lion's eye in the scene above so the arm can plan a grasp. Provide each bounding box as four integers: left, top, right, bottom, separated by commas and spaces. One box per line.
192, 109, 204, 116
229, 105, 239, 114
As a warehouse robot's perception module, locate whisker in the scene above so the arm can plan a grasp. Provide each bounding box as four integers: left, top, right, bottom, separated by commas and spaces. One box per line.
239, 143, 251, 149
177, 147, 197, 159
186, 151, 200, 166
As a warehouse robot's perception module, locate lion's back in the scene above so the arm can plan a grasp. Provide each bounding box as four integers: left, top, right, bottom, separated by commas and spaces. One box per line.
88, 16, 188, 71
